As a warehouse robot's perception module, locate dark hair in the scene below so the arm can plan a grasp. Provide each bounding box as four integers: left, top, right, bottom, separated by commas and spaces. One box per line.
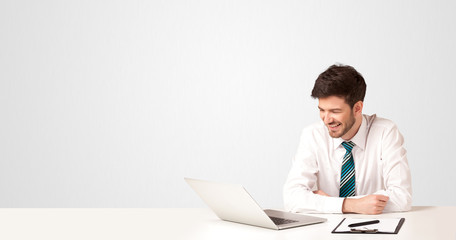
311, 64, 366, 107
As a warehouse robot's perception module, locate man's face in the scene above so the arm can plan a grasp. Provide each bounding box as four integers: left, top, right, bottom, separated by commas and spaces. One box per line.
318, 96, 356, 139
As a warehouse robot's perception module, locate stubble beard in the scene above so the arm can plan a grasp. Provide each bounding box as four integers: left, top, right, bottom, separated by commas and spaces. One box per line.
328, 112, 356, 139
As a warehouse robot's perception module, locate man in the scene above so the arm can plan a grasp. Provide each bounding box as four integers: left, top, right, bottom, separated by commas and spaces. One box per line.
283, 64, 412, 214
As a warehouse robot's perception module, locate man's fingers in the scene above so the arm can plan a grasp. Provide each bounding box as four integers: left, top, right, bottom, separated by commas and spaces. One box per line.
373, 201, 385, 207
375, 201, 387, 208
374, 194, 389, 202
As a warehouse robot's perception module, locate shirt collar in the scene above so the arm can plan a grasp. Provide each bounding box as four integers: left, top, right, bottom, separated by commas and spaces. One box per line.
332, 115, 367, 150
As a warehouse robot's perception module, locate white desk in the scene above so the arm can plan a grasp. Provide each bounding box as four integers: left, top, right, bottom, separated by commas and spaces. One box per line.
0, 207, 454, 240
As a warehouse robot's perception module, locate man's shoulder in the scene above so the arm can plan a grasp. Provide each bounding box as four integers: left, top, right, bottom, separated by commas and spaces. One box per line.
301, 120, 329, 139
366, 114, 399, 132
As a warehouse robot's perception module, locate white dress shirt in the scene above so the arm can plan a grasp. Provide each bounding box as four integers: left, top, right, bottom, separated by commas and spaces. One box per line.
283, 114, 412, 213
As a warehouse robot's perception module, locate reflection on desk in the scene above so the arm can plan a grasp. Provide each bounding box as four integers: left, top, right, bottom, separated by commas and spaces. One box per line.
0, 206, 454, 240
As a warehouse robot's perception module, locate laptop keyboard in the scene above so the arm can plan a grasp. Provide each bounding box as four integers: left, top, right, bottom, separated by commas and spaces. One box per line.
269, 216, 298, 225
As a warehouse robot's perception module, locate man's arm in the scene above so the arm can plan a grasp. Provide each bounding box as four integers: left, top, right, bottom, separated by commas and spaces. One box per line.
313, 190, 390, 214
375, 124, 412, 212
283, 128, 345, 213
342, 195, 389, 214
283, 166, 345, 213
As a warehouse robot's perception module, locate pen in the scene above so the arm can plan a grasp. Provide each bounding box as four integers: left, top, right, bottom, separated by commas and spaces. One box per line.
348, 220, 380, 228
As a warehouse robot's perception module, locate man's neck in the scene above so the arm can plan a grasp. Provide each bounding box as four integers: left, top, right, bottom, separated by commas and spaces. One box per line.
342, 114, 363, 140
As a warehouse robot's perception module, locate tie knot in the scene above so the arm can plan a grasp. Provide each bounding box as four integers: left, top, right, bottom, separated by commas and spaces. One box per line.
341, 141, 355, 152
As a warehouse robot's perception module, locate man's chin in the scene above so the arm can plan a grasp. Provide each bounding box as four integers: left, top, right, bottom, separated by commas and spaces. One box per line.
328, 130, 343, 138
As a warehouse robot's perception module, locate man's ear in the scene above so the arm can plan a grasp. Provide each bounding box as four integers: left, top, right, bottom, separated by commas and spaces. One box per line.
354, 101, 363, 115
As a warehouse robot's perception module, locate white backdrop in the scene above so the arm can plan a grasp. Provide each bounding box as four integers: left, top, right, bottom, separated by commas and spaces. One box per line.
1, 0, 455, 208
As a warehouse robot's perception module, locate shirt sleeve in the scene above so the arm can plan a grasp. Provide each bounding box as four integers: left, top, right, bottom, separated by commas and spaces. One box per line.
283, 128, 345, 213
375, 124, 413, 212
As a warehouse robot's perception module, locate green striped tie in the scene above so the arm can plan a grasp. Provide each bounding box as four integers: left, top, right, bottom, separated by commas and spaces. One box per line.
339, 141, 356, 197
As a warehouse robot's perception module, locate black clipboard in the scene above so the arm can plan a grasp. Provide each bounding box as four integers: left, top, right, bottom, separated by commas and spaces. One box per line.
331, 218, 405, 234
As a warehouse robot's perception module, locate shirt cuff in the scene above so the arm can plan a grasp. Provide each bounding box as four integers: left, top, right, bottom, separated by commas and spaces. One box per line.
318, 196, 345, 213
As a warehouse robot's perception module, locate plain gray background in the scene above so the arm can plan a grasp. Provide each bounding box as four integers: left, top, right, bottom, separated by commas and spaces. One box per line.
1, 0, 455, 208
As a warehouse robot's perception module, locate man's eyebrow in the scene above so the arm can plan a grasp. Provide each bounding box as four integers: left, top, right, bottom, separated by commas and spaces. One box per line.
318, 106, 342, 111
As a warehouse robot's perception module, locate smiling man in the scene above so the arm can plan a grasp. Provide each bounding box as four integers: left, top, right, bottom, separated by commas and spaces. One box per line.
283, 64, 412, 214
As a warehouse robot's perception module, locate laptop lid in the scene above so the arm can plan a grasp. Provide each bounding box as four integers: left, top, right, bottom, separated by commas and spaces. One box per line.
185, 178, 326, 230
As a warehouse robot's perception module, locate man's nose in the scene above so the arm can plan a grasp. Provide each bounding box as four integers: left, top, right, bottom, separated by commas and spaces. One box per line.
323, 113, 333, 124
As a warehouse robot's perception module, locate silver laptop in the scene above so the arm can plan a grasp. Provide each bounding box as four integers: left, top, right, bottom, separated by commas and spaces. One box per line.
185, 178, 326, 230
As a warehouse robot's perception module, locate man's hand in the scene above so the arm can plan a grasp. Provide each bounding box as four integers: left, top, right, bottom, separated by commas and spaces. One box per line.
342, 195, 389, 214
313, 190, 330, 196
